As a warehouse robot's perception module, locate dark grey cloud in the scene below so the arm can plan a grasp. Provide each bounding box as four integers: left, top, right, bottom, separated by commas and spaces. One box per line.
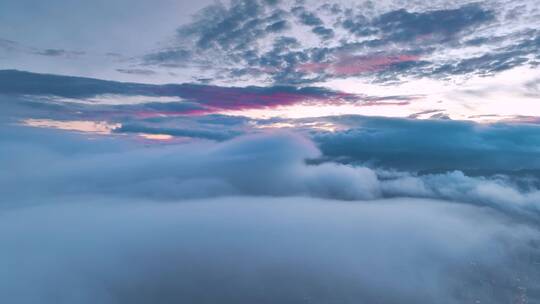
141, 1, 337, 83
35, 48, 85, 57
116, 68, 157, 76
312, 115, 540, 172
433, 51, 528, 76
266, 19, 289, 32
115, 123, 240, 141
407, 109, 445, 119
369, 3, 494, 43
37, 49, 67, 56
421, 30, 540, 77
0, 38, 18, 52
0, 70, 155, 98
175, 0, 288, 57
311, 26, 334, 40
429, 112, 451, 120
142, 48, 192, 67
0, 38, 88, 61
0, 70, 357, 111
292, 4, 335, 41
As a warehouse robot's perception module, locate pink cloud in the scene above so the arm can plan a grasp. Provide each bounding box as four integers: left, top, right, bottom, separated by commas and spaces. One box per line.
297, 62, 330, 73
118, 86, 359, 118
298, 54, 420, 76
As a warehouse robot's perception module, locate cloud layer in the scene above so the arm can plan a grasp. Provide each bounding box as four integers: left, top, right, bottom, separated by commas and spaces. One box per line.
312, 115, 540, 172
0, 69, 362, 115
2, 196, 537, 304
2, 124, 540, 303
3, 126, 540, 217
141, 0, 540, 85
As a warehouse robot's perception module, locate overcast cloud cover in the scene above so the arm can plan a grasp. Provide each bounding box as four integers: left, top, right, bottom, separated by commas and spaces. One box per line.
1, 0, 540, 303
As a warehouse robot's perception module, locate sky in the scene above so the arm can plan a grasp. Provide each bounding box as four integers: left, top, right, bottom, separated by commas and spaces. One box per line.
1, 0, 539, 121
1, 0, 540, 303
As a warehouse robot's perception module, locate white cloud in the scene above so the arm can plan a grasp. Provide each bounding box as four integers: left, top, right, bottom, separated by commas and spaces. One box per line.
0, 196, 537, 304
2, 125, 540, 303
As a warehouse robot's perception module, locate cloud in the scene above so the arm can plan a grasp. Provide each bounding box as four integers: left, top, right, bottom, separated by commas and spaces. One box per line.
114, 123, 240, 141
0, 128, 377, 201
407, 109, 445, 119
0, 38, 87, 60
158, 83, 356, 111
3, 125, 540, 218
173, 0, 288, 58
35, 48, 85, 58
138, 0, 539, 85
0, 70, 358, 114
0, 38, 19, 52
369, 3, 495, 43
293, 7, 323, 27
432, 50, 530, 76
311, 26, 334, 40
21, 118, 120, 134
5, 81, 540, 175
5, 79, 540, 176
1, 124, 540, 303
298, 54, 420, 76
37, 49, 68, 56
313, 115, 540, 172
142, 48, 192, 67
116, 68, 157, 76
0, 70, 152, 98
379, 170, 540, 220
1, 196, 538, 304
291, 6, 334, 40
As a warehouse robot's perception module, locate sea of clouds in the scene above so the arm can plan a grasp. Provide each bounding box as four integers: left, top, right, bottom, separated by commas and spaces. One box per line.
1, 126, 539, 303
